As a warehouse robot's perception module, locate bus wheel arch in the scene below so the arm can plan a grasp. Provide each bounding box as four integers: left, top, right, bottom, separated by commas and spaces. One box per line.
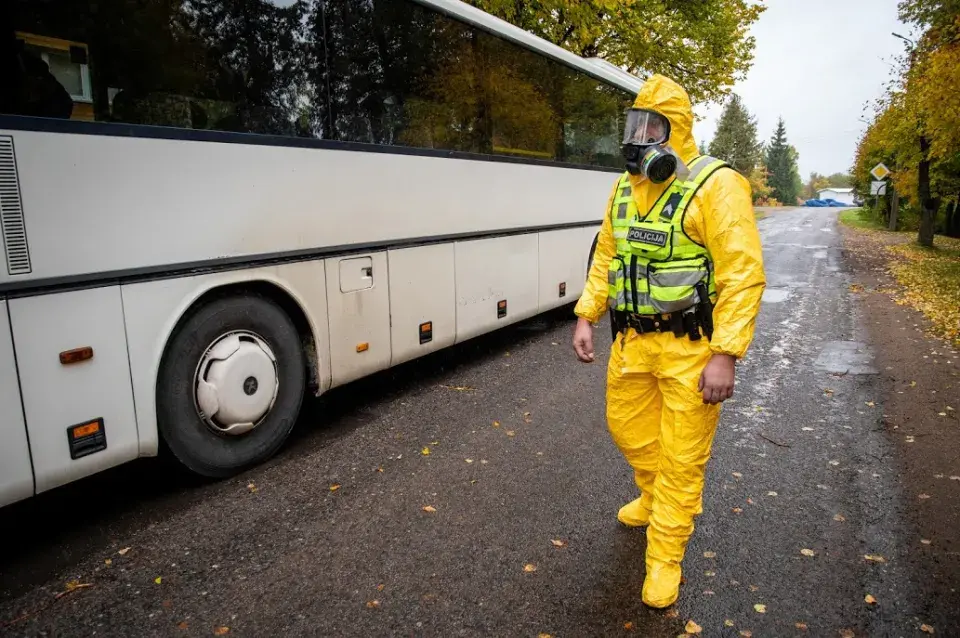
156, 281, 314, 478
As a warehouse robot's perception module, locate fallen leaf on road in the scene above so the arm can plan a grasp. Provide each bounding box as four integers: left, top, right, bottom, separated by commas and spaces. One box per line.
829, 460, 840, 466
948, 407, 955, 412
939, 412, 948, 417
214, 627, 230, 636
703, 551, 716, 559
731, 472, 743, 479
919, 493, 931, 500
493, 421, 501, 428
539, 634, 554, 638
732, 508, 743, 514
864, 554, 886, 563
422, 447, 430, 455
466, 459, 474, 464
422, 506, 437, 513
911, 381, 918, 387
747, 498, 755, 505
705, 571, 716, 577
506, 431, 516, 437
768, 491, 778, 497
523, 412, 533, 423
849, 283, 864, 292
666, 609, 680, 619
834, 514, 846, 522
754, 604, 766, 613
154, 577, 162, 585
865, 594, 877, 604
64, 580, 91, 593
921, 624, 935, 634
118, 547, 131, 556
524, 564, 537, 573
725, 619, 735, 627
366, 600, 380, 609
740, 631, 753, 637
104, 559, 112, 566
922, 539, 932, 545
377, 584, 385, 591
177, 621, 188, 630
906, 436, 916, 443
951, 476, 960, 481
247, 483, 257, 492
551, 539, 567, 548
685, 620, 703, 634
795, 622, 807, 630
330, 484, 341, 492
377, 467, 384, 473
840, 630, 855, 638
801, 549, 816, 557
623, 622, 634, 631
749, 585, 760, 592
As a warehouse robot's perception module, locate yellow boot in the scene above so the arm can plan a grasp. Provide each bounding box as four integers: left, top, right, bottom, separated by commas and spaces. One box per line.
641, 557, 682, 608
617, 494, 653, 527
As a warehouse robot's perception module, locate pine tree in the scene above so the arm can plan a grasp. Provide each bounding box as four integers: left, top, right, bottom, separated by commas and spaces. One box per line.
765, 118, 801, 205
707, 94, 761, 176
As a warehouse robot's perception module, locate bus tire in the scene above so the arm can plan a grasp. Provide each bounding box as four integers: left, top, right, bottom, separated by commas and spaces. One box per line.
157, 293, 306, 479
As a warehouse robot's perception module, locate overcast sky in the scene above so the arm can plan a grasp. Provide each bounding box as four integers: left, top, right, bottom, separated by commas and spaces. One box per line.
690, 0, 915, 179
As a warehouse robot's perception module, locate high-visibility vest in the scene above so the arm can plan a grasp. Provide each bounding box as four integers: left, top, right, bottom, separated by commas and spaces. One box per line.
606, 154, 729, 316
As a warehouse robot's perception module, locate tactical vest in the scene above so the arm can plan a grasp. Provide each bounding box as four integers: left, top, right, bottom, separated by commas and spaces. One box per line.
607, 155, 729, 316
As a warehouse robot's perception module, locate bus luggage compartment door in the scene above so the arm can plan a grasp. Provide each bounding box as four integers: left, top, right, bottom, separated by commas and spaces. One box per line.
8, 287, 139, 493
326, 253, 391, 387
0, 300, 34, 507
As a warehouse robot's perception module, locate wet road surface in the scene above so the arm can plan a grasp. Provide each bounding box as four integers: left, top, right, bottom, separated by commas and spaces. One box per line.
0, 207, 935, 636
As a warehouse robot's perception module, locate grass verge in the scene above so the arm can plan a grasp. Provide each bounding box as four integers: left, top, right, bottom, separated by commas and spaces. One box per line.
839, 207, 886, 230
886, 237, 960, 346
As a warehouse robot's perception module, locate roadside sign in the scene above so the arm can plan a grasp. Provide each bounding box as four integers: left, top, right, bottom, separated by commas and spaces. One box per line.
871, 163, 890, 180
871, 180, 887, 196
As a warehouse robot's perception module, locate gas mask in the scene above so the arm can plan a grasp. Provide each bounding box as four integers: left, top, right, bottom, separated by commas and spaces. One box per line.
621, 108, 677, 183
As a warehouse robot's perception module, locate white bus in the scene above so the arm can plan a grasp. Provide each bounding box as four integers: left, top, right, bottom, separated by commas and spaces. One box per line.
0, 0, 641, 507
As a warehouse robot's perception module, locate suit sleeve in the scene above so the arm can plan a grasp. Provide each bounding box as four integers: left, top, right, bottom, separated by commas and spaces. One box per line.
695, 168, 767, 358
573, 181, 619, 324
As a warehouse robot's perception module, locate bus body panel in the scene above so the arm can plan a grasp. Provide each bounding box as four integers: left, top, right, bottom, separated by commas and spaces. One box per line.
0, 300, 34, 507
8, 287, 139, 493
0, 129, 613, 289
119, 261, 332, 457
325, 252, 392, 389
387, 244, 457, 367
454, 234, 540, 344
536, 227, 595, 313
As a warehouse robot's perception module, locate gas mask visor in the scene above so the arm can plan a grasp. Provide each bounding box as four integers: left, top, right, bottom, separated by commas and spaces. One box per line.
622, 108, 671, 146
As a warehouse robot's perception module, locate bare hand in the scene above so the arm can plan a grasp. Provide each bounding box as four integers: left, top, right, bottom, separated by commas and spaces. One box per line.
698, 354, 736, 404
573, 318, 595, 363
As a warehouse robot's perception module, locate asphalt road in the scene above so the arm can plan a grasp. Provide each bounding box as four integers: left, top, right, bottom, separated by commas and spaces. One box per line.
0, 207, 931, 637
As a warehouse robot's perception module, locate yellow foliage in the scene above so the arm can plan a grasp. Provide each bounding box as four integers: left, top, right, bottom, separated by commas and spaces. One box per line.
886, 237, 960, 346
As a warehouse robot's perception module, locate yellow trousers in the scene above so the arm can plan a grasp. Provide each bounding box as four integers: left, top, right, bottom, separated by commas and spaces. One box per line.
606, 327, 722, 606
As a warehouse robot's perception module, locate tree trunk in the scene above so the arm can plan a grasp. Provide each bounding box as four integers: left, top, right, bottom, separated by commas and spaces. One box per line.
946, 193, 960, 238
889, 184, 899, 231
917, 135, 936, 247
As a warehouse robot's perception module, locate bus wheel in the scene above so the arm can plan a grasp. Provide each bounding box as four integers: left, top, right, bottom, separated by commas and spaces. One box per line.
157, 293, 306, 478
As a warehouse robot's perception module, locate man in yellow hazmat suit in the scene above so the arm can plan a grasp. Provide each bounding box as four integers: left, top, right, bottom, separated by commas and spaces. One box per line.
573, 74, 766, 608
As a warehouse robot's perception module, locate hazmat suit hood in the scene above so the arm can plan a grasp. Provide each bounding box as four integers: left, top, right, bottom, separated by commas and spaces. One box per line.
630, 74, 700, 171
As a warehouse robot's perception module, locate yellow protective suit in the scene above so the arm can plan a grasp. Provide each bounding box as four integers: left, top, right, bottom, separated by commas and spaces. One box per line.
574, 75, 766, 608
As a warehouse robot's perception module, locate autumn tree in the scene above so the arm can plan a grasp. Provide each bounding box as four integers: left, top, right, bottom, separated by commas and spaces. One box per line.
765, 118, 801, 205
852, 1, 960, 241
463, 0, 766, 105
708, 93, 761, 175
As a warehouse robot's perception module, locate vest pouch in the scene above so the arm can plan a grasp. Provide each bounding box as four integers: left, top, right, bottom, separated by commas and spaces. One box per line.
607, 256, 627, 310
626, 221, 673, 260
647, 257, 710, 314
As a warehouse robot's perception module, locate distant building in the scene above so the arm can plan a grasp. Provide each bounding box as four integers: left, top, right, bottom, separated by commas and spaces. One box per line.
818, 187, 855, 205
